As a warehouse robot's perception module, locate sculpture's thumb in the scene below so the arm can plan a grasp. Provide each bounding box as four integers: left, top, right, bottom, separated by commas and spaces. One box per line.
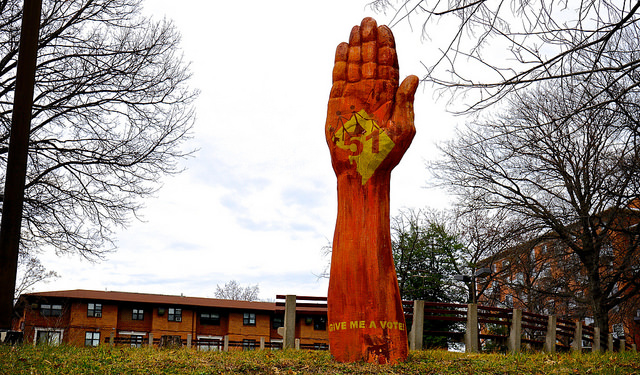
393, 75, 419, 121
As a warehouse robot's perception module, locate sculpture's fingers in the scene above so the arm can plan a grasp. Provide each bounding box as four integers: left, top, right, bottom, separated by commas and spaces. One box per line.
377, 25, 399, 87
361, 17, 377, 79
333, 42, 348, 83
330, 42, 349, 99
347, 25, 362, 83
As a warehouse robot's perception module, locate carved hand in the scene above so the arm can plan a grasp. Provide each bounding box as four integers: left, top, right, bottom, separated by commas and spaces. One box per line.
325, 17, 418, 184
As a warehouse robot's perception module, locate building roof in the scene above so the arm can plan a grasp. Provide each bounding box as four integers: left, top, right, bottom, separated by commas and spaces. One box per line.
22, 289, 280, 312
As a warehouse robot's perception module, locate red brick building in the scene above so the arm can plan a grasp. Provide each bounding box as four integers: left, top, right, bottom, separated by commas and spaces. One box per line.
14, 290, 328, 349
477, 201, 640, 348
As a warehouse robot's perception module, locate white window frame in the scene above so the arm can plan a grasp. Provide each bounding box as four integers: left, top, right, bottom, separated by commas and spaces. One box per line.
33, 327, 64, 346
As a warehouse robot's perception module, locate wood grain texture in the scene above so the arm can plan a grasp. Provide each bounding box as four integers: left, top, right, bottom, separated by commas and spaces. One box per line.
325, 17, 419, 364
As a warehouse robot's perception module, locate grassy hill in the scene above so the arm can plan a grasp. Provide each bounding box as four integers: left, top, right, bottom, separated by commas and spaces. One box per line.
1, 345, 640, 374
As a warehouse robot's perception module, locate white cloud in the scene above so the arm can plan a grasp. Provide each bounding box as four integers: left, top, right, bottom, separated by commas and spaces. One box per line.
35, 0, 459, 301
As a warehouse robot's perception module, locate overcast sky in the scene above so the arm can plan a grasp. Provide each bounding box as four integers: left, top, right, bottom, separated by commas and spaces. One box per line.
36, 1, 461, 301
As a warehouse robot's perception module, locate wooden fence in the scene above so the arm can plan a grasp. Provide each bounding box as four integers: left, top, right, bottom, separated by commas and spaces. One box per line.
280, 295, 636, 353
404, 300, 636, 353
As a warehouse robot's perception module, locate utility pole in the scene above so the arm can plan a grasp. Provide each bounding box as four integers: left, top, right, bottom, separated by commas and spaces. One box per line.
0, 0, 43, 330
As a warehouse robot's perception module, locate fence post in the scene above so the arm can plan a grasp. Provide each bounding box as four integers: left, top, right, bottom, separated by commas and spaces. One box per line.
148, 333, 154, 348
283, 295, 297, 349
592, 327, 600, 352
295, 338, 300, 350
223, 335, 229, 352
544, 315, 556, 353
620, 339, 626, 352
260, 337, 265, 350
465, 303, 478, 353
571, 321, 582, 352
608, 333, 613, 352
109, 330, 115, 346
508, 308, 522, 353
410, 300, 425, 351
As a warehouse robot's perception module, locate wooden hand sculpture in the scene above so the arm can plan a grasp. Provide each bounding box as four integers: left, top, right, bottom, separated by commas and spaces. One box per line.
325, 17, 419, 364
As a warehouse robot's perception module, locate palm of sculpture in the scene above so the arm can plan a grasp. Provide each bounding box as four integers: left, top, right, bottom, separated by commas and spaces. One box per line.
325, 17, 418, 364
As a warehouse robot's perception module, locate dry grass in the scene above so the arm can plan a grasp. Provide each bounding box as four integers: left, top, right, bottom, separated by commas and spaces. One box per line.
1, 345, 640, 374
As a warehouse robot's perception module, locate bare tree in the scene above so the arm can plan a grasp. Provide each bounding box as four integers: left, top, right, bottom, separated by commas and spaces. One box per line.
214, 280, 260, 301
370, 0, 640, 115
0, 0, 197, 260
450, 206, 533, 304
432, 73, 640, 331
14, 255, 59, 302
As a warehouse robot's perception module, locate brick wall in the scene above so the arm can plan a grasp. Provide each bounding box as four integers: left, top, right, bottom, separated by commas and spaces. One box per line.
227, 311, 271, 342
297, 315, 329, 346
21, 301, 71, 344
67, 301, 119, 346
195, 310, 229, 337
150, 306, 194, 339
117, 303, 153, 333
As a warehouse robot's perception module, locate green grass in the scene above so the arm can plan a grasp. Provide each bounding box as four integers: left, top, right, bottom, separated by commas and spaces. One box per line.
1, 346, 640, 374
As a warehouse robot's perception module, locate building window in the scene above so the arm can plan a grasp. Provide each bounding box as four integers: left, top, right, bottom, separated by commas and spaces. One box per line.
243, 312, 256, 326
87, 303, 102, 318
314, 316, 327, 331
612, 323, 625, 339
85, 331, 100, 347
197, 335, 223, 351
314, 342, 329, 350
131, 335, 143, 348
40, 304, 62, 317
168, 308, 182, 322
200, 312, 220, 325
35, 328, 63, 345
132, 308, 144, 320
243, 339, 256, 351
272, 316, 283, 330
269, 339, 283, 350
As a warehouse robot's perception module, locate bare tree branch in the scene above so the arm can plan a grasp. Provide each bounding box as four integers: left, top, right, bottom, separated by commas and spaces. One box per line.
371, 0, 640, 115
0, 0, 198, 260
431, 72, 640, 330
214, 280, 261, 302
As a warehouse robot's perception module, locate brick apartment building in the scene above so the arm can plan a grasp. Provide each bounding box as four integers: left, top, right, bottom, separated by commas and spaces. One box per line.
13, 290, 328, 349
477, 201, 640, 348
